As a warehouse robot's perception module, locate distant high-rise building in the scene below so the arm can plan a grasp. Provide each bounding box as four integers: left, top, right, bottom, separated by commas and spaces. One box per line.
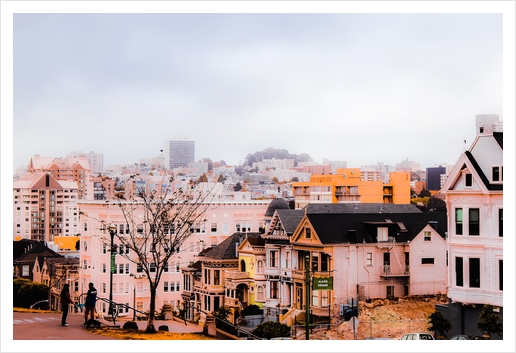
164, 139, 195, 169
426, 166, 447, 191
67, 151, 103, 173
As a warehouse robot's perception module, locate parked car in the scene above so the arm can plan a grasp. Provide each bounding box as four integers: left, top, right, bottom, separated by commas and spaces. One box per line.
400, 333, 435, 340
270, 337, 292, 340
29, 300, 49, 310
450, 335, 470, 340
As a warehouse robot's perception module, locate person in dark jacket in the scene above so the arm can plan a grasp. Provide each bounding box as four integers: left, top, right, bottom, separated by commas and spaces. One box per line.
60, 284, 74, 326
84, 282, 98, 323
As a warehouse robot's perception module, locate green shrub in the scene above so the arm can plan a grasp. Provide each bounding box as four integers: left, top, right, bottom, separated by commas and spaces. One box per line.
13, 278, 49, 308
252, 321, 290, 339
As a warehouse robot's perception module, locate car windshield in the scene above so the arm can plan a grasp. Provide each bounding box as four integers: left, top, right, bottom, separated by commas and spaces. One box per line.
420, 334, 433, 340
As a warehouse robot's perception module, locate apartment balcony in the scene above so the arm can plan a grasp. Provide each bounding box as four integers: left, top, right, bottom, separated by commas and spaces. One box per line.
380, 265, 410, 278
376, 237, 396, 248
336, 195, 361, 203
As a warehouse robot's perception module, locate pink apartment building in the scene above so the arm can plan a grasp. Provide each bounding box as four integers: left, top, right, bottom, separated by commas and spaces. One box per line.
78, 197, 270, 317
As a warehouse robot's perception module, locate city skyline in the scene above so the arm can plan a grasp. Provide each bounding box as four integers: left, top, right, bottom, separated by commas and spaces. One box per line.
6, 3, 511, 172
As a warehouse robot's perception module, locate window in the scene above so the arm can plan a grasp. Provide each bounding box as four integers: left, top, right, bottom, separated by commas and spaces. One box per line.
176, 282, 180, 292
499, 260, 503, 291
22, 265, 29, 276
305, 228, 311, 239
184, 274, 191, 292
321, 290, 329, 307
312, 290, 318, 306
285, 252, 290, 268
421, 258, 435, 265
424, 231, 431, 241
312, 252, 319, 272
455, 257, 463, 287
492, 166, 503, 182
455, 208, 463, 235
465, 173, 473, 187
125, 263, 130, 274
270, 281, 279, 299
150, 263, 156, 272
164, 282, 169, 292
257, 286, 264, 301
366, 253, 373, 266
204, 269, 211, 284
214, 270, 220, 285
257, 260, 264, 274
270, 250, 278, 268
118, 264, 124, 274
499, 209, 503, 237
378, 227, 388, 241
214, 296, 220, 311
222, 223, 229, 234
211, 223, 217, 233
469, 208, 480, 235
469, 258, 480, 288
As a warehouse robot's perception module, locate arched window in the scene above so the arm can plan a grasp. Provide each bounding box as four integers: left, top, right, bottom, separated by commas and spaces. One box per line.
240, 259, 246, 272
257, 286, 264, 301
257, 260, 264, 274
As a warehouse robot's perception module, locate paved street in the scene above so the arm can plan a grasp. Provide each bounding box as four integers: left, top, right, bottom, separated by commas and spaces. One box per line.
13, 312, 202, 340
13, 312, 118, 340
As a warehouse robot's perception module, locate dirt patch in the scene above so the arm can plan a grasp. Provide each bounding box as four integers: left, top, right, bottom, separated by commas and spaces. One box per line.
302, 294, 448, 340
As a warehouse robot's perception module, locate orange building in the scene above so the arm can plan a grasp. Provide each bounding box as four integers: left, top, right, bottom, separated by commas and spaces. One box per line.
292, 168, 410, 209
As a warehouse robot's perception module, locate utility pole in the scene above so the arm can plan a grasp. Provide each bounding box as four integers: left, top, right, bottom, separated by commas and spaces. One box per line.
305, 255, 310, 340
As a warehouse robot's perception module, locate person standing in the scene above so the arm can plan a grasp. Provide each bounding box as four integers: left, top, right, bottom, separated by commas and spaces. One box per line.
60, 284, 74, 326
84, 282, 98, 323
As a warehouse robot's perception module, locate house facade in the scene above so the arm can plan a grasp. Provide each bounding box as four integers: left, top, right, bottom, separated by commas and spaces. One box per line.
77, 197, 270, 317
437, 114, 503, 339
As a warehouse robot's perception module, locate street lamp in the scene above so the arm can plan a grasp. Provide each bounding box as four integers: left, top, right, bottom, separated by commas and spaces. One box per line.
107, 223, 117, 316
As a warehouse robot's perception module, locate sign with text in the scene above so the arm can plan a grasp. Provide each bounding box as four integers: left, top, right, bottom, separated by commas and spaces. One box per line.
312, 276, 333, 290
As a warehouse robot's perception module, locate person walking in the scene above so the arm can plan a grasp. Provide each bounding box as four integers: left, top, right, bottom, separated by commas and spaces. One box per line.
60, 284, 74, 326
84, 282, 98, 323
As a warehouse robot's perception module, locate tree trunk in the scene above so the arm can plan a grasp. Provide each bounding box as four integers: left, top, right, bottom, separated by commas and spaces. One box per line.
145, 285, 157, 333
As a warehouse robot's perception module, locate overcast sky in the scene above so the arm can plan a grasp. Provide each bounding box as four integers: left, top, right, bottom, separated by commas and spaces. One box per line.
8, 7, 507, 172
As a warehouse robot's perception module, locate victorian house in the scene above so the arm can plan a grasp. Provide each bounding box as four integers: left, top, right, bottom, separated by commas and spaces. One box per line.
277, 203, 448, 325
437, 114, 503, 339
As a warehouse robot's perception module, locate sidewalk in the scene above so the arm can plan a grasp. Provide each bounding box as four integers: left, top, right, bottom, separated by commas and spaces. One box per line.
13, 312, 118, 340
13, 311, 203, 340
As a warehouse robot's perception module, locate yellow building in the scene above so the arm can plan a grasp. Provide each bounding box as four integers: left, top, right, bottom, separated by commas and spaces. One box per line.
292, 168, 410, 209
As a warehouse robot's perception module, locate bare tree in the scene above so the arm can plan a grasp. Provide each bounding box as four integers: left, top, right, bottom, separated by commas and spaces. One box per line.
81, 174, 217, 333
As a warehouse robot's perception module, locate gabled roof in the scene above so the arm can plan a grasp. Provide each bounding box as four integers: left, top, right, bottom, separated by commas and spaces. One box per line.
265, 198, 290, 217
301, 212, 447, 245
13, 240, 60, 262
276, 209, 305, 235
304, 203, 422, 214
201, 232, 242, 260
465, 151, 503, 191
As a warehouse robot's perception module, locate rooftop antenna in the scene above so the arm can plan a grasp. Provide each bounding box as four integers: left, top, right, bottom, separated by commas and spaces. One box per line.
463, 138, 467, 152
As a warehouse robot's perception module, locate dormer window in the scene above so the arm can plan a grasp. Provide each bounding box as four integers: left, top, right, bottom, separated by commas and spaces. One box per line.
492, 166, 503, 182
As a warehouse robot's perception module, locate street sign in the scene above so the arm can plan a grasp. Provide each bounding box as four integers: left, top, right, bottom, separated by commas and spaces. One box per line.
313, 276, 333, 290
111, 253, 116, 273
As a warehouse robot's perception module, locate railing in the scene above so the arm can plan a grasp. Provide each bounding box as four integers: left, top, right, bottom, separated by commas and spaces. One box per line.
78, 293, 145, 326
225, 270, 250, 280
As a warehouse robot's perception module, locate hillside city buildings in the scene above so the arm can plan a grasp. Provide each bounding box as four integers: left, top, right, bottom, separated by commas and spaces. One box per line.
13, 114, 503, 339
164, 139, 195, 169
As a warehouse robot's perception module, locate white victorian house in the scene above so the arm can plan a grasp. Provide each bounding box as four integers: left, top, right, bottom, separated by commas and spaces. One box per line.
437, 114, 503, 339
